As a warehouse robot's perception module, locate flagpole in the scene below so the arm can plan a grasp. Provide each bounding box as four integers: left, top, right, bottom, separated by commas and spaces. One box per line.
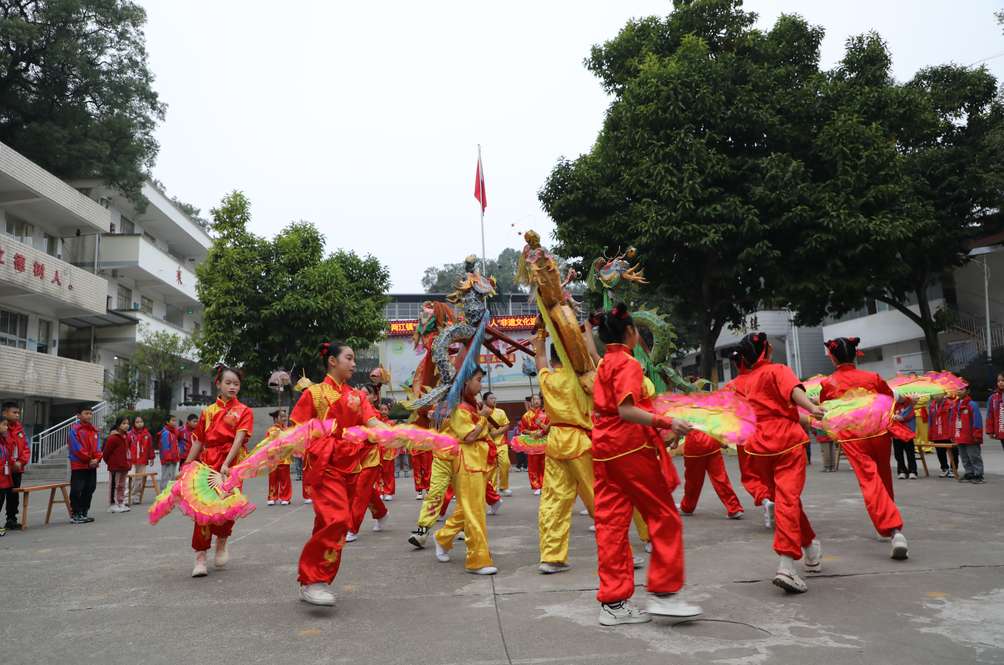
478, 144, 492, 391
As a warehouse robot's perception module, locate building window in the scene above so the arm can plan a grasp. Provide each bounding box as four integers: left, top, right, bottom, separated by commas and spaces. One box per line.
860, 348, 884, 364
4, 218, 34, 246
43, 233, 59, 258
120, 217, 135, 235
117, 285, 133, 310
0, 308, 29, 349
140, 296, 154, 315
36, 319, 52, 354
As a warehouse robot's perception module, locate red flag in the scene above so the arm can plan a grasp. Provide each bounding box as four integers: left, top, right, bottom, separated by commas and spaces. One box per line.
474, 155, 487, 211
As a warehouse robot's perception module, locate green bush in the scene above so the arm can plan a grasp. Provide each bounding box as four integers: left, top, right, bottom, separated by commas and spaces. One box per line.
105, 408, 170, 435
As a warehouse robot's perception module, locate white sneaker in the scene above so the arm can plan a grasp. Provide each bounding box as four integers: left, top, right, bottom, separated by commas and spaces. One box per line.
192, 553, 208, 578
372, 516, 388, 532
908, 473, 918, 480
539, 561, 571, 574
214, 541, 230, 569
762, 499, 775, 529
891, 532, 909, 560
121, 504, 130, 512
456, 532, 465, 542
589, 524, 596, 532
773, 558, 807, 593
533, 489, 541, 496
501, 489, 512, 497
647, 594, 703, 620
803, 539, 822, 573
467, 566, 498, 575
384, 495, 394, 502
599, 601, 651, 626
299, 583, 335, 606
939, 469, 950, 478
345, 531, 357, 543
107, 504, 118, 513
305, 498, 313, 504
267, 500, 275, 506
416, 492, 424, 500
728, 510, 744, 520
280, 500, 290, 505
897, 473, 907, 480
434, 534, 451, 562
579, 509, 590, 516
632, 555, 645, 570
644, 542, 653, 554
487, 500, 502, 516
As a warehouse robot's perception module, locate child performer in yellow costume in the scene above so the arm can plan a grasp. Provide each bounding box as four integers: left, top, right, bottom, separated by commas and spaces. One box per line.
430, 367, 498, 575
485, 391, 512, 497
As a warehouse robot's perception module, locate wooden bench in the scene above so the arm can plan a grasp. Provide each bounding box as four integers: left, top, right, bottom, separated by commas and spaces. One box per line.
14, 482, 71, 530
127, 471, 160, 505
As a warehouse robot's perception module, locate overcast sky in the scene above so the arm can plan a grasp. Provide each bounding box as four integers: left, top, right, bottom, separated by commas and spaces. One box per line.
141, 1, 1004, 291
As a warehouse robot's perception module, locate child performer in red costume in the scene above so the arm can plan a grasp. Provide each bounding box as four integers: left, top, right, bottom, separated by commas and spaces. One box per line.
521, 395, 549, 494
184, 365, 254, 578
377, 402, 398, 501
266, 409, 293, 506
590, 304, 702, 626
678, 430, 744, 519
819, 337, 908, 560
728, 332, 825, 594
292, 341, 387, 607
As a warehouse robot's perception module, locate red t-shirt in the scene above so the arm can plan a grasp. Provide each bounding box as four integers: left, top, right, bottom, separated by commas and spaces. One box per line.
591, 344, 657, 461
193, 397, 254, 471
728, 360, 807, 455
290, 375, 378, 476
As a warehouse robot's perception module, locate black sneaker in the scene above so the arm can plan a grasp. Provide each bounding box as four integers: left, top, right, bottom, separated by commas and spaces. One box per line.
5, 521, 21, 531
408, 527, 429, 549
81, 515, 95, 523
71, 514, 85, 524
972, 476, 986, 484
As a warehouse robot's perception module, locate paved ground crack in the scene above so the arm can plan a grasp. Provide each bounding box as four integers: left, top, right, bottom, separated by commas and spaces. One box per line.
490, 576, 514, 665
732, 562, 1003, 584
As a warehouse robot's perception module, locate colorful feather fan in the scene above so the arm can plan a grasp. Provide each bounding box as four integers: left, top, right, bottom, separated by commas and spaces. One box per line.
222, 419, 335, 491
650, 389, 757, 448
149, 461, 254, 526
801, 374, 827, 403
815, 388, 895, 441
887, 371, 967, 401
509, 433, 548, 455
342, 424, 460, 455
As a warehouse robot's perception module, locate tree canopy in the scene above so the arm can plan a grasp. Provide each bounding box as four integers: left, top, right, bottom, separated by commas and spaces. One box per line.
132, 326, 197, 411
422, 247, 524, 298
0, 0, 165, 202
196, 192, 390, 398
540, 0, 1004, 377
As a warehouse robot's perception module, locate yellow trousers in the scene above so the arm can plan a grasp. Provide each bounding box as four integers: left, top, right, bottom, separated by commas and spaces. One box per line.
539, 455, 595, 563
434, 465, 493, 570
495, 444, 511, 490
417, 456, 455, 528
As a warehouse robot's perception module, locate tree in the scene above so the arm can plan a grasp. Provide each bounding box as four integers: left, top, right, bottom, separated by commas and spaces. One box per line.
196, 192, 391, 399
421, 247, 525, 298
780, 34, 1004, 370
540, 1, 826, 379
132, 326, 197, 411
0, 0, 165, 202
105, 361, 142, 412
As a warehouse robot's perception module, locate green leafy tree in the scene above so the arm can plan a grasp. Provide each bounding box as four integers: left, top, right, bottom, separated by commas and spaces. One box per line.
421, 247, 525, 298
0, 0, 165, 202
780, 34, 1004, 370
105, 361, 142, 412
540, 1, 825, 380
132, 326, 197, 411
196, 192, 390, 398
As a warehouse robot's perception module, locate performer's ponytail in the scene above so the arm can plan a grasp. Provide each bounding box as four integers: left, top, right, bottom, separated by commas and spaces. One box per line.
319, 340, 349, 369
731, 332, 769, 369
824, 337, 861, 364
594, 302, 635, 345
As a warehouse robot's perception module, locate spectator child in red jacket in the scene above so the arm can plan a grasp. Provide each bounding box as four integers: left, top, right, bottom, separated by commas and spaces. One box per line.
103, 416, 132, 513
68, 406, 102, 524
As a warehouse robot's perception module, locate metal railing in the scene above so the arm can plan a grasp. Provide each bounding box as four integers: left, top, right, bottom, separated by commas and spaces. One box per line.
30, 401, 107, 463
950, 309, 1004, 355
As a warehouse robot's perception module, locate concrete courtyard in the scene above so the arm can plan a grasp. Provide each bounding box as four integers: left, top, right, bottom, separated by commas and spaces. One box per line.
3, 446, 1003, 665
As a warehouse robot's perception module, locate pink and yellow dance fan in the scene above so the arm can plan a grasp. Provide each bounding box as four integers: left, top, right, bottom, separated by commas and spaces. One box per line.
509, 432, 548, 455
342, 423, 460, 455
815, 388, 895, 441
887, 372, 968, 401
222, 419, 335, 491
148, 462, 255, 526
801, 374, 827, 403
650, 389, 756, 448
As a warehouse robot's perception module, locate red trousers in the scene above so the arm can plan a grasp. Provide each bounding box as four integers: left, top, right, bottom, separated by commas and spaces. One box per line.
679, 451, 743, 515
268, 465, 292, 502
440, 480, 500, 517
379, 458, 396, 496
528, 453, 545, 490
302, 458, 313, 500
192, 446, 234, 551
594, 448, 684, 604
412, 451, 432, 492
752, 446, 815, 559
841, 435, 903, 537
298, 465, 351, 585
737, 445, 772, 506
348, 465, 388, 533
